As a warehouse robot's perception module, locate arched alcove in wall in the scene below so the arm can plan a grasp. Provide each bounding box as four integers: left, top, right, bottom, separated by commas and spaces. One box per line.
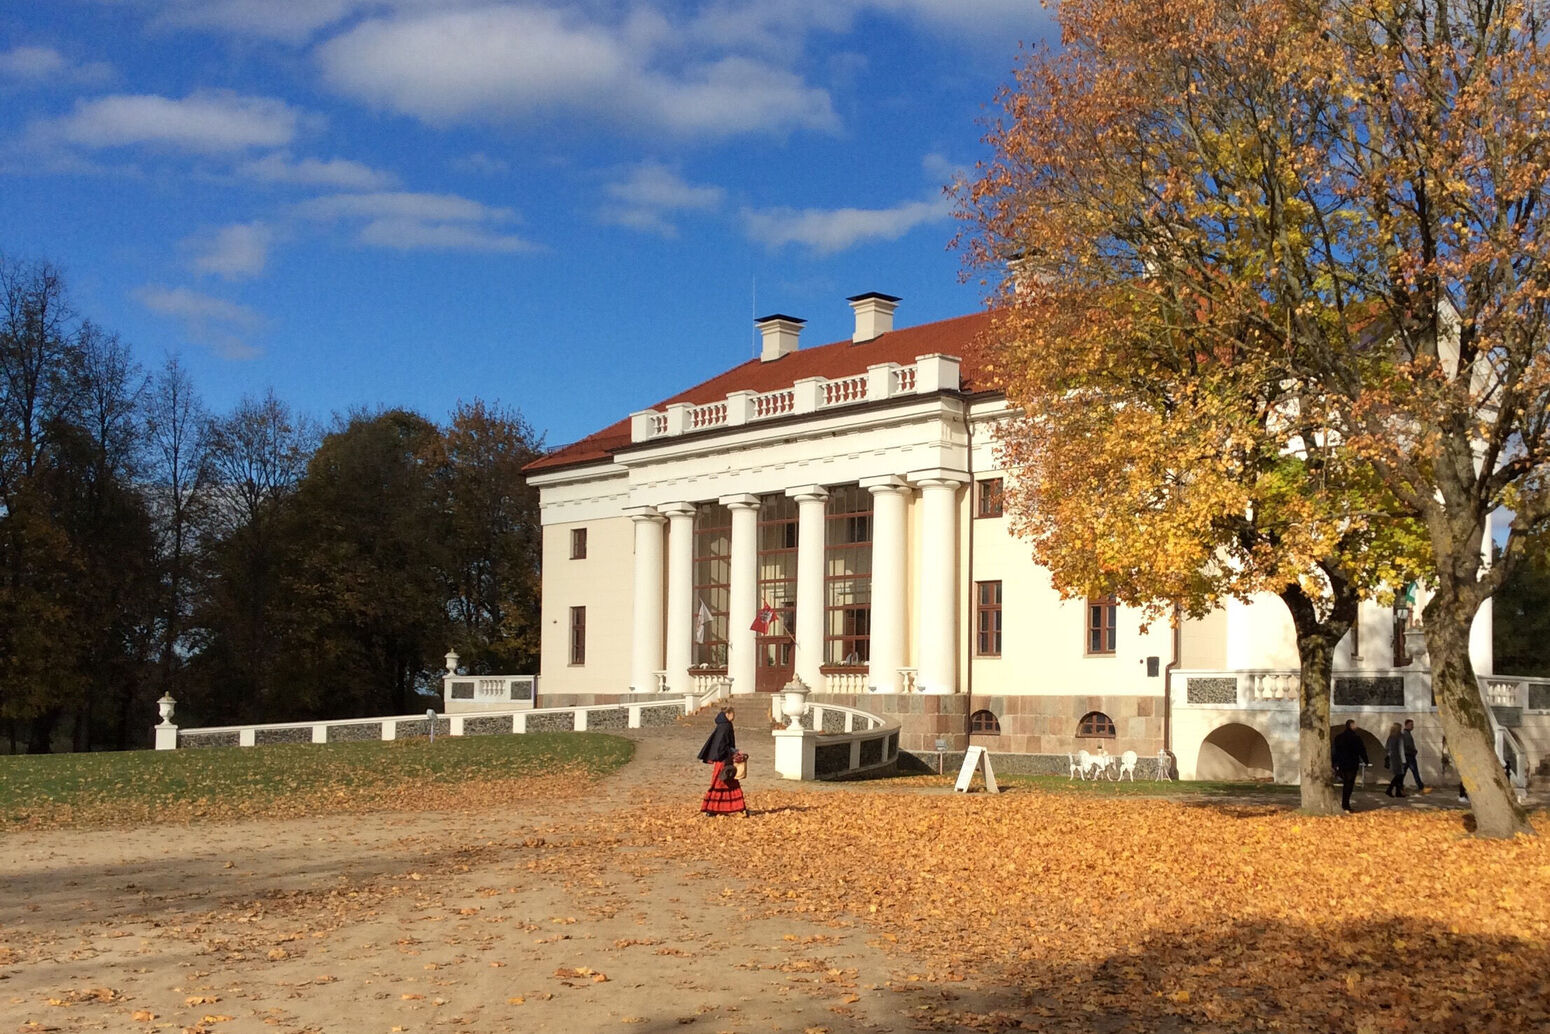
1197, 722, 1275, 781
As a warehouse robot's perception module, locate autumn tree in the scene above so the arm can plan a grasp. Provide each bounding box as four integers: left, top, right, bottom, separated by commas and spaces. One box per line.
955, 0, 1549, 828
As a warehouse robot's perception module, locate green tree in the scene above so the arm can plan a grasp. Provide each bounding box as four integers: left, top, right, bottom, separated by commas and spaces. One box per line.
188, 391, 314, 725
281, 409, 449, 718
0, 258, 158, 751
442, 400, 544, 675
1494, 556, 1550, 677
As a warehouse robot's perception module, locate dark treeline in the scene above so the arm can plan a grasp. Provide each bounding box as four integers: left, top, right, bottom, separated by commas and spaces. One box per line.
0, 256, 544, 753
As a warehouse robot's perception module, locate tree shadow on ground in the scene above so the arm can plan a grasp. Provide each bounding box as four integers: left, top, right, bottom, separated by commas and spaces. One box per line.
931, 914, 1550, 1034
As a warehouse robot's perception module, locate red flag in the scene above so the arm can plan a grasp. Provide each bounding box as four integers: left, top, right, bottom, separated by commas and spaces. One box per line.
750, 600, 777, 634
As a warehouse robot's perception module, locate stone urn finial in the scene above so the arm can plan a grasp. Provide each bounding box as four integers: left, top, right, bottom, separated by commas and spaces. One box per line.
444, 650, 460, 675
780, 676, 810, 729
156, 693, 177, 727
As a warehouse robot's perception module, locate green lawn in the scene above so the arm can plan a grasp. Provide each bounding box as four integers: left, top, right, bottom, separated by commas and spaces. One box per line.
0, 732, 634, 830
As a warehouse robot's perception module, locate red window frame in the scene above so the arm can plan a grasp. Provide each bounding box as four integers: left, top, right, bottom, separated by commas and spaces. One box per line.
976, 580, 1003, 657
1086, 595, 1117, 655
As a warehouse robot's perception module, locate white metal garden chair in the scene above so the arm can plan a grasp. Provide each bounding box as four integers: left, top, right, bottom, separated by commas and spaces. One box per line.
1077, 750, 1105, 780
1117, 750, 1138, 781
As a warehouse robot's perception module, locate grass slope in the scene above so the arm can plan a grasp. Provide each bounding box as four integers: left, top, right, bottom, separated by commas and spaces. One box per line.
0, 732, 634, 830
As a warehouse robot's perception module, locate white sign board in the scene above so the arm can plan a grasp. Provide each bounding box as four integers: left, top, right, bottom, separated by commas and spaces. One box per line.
954, 745, 999, 794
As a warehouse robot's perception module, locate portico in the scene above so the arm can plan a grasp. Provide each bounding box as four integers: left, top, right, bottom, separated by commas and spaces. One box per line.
616, 468, 967, 699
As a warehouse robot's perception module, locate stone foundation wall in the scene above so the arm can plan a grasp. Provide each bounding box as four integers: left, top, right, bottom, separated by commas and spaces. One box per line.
540, 693, 658, 709
804, 693, 1164, 755
802, 693, 970, 752
903, 750, 1171, 780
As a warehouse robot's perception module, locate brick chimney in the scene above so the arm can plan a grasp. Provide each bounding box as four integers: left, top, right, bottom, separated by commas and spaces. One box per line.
847, 292, 900, 342
756, 313, 804, 362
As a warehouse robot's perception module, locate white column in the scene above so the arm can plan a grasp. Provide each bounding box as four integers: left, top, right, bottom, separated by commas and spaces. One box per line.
627, 508, 666, 693
788, 485, 829, 691
661, 501, 697, 695
912, 471, 967, 694
721, 494, 760, 696
862, 476, 911, 693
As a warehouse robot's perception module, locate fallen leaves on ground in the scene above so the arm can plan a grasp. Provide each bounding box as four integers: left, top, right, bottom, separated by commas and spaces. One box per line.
616, 789, 1550, 1034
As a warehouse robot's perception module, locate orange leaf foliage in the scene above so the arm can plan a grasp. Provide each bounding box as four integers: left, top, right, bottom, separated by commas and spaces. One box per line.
618, 788, 1550, 1034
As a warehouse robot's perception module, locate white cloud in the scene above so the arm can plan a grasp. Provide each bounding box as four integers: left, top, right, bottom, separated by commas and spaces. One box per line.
294, 191, 513, 223
133, 284, 264, 360
39, 90, 309, 154
316, 6, 837, 138
743, 195, 952, 254
294, 190, 538, 253
0, 45, 112, 84
357, 218, 535, 253
642, 56, 837, 136
186, 221, 275, 280
599, 162, 724, 237
238, 151, 398, 190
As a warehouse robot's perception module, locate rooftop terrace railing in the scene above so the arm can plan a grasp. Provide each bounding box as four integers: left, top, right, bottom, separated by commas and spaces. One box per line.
629, 354, 961, 444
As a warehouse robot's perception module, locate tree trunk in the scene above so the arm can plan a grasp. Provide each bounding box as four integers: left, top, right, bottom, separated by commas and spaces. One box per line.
1426, 599, 1533, 838
1295, 634, 1339, 815
1280, 581, 1351, 816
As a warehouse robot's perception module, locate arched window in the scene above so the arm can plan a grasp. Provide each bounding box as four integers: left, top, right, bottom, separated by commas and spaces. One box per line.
1078, 711, 1116, 738
970, 709, 1001, 734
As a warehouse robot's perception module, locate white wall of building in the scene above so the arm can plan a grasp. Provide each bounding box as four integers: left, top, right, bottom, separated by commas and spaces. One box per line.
539, 515, 638, 694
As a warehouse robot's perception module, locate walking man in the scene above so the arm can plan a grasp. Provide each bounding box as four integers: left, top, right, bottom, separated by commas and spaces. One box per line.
1401, 718, 1425, 793
1332, 719, 1369, 813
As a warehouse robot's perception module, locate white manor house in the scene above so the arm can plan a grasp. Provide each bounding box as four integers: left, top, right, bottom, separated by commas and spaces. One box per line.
524, 293, 1547, 785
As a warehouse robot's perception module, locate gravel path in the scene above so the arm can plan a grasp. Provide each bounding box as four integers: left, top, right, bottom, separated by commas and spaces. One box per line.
0, 713, 994, 1034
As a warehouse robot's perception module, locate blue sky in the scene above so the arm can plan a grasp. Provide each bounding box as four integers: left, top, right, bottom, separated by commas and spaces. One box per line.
0, 1, 1051, 449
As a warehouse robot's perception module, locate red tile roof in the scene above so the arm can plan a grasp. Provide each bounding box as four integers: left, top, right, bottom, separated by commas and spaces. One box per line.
525, 310, 997, 474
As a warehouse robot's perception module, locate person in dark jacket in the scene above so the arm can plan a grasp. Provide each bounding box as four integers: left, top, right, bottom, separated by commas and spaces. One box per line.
1401, 718, 1425, 792
1331, 719, 1369, 813
697, 707, 747, 816
1383, 721, 1407, 798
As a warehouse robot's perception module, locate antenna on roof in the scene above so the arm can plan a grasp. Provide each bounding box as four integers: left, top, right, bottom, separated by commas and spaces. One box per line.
751, 275, 757, 359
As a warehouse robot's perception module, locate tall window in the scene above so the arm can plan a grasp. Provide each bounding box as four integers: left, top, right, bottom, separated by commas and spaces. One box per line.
825, 484, 872, 666
756, 495, 798, 679
692, 503, 731, 667
569, 606, 586, 665
1087, 596, 1117, 654
976, 478, 1004, 519
975, 580, 1003, 656
1392, 603, 1412, 666
570, 527, 587, 559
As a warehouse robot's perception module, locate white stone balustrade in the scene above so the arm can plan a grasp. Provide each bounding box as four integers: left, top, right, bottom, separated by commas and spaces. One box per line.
1485, 679, 1525, 708
629, 355, 961, 443
772, 700, 899, 781
158, 697, 699, 750
823, 670, 869, 693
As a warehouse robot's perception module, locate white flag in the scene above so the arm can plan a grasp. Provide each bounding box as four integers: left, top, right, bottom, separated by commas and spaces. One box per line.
695, 597, 713, 644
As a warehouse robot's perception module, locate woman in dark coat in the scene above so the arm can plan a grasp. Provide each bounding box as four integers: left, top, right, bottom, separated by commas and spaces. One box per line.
697, 707, 747, 816
1384, 721, 1407, 798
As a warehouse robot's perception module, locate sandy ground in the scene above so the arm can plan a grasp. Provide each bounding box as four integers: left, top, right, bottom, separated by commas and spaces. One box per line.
0, 721, 1009, 1034
3, 717, 1530, 1034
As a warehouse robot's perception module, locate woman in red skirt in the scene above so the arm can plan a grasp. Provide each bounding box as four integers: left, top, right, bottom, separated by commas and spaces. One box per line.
697, 707, 747, 816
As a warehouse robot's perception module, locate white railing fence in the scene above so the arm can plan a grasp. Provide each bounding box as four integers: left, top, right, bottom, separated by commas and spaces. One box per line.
157, 697, 699, 751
